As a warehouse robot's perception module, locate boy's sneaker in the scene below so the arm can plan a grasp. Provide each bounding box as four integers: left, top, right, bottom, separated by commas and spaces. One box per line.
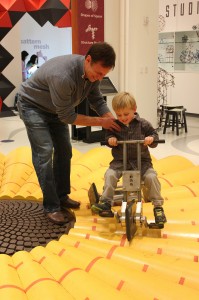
91, 201, 111, 213
154, 206, 167, 226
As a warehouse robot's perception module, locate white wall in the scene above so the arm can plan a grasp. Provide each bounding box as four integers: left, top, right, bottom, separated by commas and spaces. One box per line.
104, 0, 120, 88
169, 73, 199, 113
127, 0, 159, 126
1, 22, 21, 107
104, 0, 159, 127
159, 0, 199, 114
104, 0, 120, 115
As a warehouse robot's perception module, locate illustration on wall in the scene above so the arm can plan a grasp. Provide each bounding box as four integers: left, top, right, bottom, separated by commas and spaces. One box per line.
157, 67, 175, 128
85, 0, 98, 12
157, 67, 175, 106
192, 23, 199, 37
180, 44, 199, 64
158, 14, 166, 32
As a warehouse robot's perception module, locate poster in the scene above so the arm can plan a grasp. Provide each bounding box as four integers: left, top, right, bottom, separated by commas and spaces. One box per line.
76, 0, 104, 54
20, 13, 72, 68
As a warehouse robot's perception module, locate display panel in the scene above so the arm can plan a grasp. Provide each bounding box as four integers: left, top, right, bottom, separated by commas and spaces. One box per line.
99, 77, 118, 95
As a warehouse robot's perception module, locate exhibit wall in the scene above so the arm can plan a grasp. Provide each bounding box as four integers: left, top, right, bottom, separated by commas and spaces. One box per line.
0, 22, 21, 109
104, 0, 159, 126
20, 14, 72, 68
159, 0, 199, 114
1, 19, 72, 108
125, 0, 159, 125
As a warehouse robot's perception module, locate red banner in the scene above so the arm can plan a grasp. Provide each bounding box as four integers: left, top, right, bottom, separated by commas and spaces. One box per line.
74, 0, 104, 55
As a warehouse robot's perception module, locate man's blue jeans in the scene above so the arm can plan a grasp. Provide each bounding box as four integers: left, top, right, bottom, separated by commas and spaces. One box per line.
17, 98, 72, 213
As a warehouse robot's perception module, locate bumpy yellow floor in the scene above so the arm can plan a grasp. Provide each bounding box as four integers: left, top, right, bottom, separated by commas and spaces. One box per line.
0, 146, 199, 299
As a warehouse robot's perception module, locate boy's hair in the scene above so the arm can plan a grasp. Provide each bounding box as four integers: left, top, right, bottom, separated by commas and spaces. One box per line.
85, 42, 116, 69
112, 92, 137, 111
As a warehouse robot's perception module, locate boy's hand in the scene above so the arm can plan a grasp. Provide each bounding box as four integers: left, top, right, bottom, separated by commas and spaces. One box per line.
144, 136, 154, 146
108, 137, 118, 146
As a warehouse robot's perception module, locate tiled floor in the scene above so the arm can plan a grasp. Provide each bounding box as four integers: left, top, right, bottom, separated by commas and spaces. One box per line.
1, 112, 199, 165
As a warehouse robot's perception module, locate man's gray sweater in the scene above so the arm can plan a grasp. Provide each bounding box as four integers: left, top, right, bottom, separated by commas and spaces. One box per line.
19, 54, 109, 124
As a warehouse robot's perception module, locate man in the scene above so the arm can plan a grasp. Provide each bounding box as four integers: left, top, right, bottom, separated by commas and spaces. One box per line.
17, 42, 120, 225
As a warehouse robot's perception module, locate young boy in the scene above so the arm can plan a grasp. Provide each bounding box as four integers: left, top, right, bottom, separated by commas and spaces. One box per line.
91, 92, 167, 226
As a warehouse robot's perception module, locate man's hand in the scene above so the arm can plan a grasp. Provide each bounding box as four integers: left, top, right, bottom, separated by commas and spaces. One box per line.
101, 118, 121, 131
73, 113, 121, 131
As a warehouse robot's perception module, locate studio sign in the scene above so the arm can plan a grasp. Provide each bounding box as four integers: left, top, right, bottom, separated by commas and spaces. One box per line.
165, 1, 199, 17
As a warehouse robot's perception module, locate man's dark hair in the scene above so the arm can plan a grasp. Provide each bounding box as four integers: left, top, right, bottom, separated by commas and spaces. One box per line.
85, 42, 116, 69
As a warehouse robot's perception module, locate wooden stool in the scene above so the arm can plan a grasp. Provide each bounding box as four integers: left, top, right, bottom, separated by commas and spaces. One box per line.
159, 105, 184, 128
163, 108, 188, 136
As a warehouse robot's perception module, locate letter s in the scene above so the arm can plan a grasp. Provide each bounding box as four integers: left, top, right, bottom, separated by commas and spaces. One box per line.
166, 5, 169, 17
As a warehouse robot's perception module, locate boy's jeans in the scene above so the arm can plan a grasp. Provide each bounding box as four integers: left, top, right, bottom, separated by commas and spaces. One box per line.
101, 167, 164, 207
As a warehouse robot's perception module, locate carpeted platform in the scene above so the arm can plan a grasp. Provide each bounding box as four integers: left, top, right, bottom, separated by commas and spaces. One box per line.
0, 200, 75, 255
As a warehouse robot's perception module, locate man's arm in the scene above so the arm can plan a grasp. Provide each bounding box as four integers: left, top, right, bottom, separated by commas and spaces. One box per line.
101, 111, 115, 118
73, 114, 120, 131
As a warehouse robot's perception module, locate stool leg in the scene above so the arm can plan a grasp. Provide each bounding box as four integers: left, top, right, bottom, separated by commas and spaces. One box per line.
183, 111, 188, 132
176, 113, 179, 136
159, 106, 164, 128
163, 113, 169, 134
172, 114, 175, 131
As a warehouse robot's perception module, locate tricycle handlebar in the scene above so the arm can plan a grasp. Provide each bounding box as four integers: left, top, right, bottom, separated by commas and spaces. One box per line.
100, 139, 165, 146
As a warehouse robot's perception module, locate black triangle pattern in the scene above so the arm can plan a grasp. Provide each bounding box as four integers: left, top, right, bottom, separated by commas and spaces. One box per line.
8, 11, 26, 27
0, 74, 15, 100
0, 73, 16, 115
0, 45, 14, 72
0, 28, 12, 42
27, 0, 69, 27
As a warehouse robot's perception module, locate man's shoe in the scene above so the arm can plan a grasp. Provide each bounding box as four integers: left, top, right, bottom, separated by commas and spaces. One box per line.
46, 211, 68, 225
61, 208, 76, 222
154, 206, 167, 226
61, 196, 80, 209
91, 201, 111, 213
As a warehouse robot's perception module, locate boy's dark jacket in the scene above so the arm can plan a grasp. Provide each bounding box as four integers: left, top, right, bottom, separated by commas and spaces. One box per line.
105, 112, 159, 176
